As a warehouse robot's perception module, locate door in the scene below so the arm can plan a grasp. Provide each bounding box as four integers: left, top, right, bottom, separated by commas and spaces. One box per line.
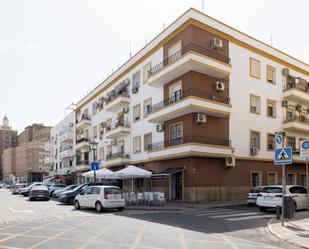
89, 187, 101, 208
170, 123, 183, 146
168, 41, 182, 63
79, 187, 93, 207
169, 82, 182, 103
289, 186, 307, 209
171, 172, 183, 201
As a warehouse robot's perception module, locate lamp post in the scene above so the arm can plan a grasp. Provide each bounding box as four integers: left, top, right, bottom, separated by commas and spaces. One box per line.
89, 140, 98, 185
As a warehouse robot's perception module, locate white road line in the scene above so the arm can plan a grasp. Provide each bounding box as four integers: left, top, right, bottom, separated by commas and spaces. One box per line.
8, 207, 34, 213
195, 210, 249, 217
181, 209, 231, 215
210, 212, 260, 219
225, 214, 274, 221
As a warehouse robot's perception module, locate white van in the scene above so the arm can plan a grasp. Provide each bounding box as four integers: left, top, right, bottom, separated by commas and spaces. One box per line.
74, 186, 125, 212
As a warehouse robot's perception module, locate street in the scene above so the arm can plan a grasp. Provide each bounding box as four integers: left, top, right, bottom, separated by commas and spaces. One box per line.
0, 189, 302, 249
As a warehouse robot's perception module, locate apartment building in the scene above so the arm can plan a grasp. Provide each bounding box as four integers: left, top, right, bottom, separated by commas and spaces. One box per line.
2, 123, 51, 183
74, 8, 309, 202
0, 115, 18, 180
45, 112, 75, 184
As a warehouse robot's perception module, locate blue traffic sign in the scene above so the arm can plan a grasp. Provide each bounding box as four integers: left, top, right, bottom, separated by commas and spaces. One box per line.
275, 134, 283, 147
90, 162, 99, 171
274, 147, 292, 165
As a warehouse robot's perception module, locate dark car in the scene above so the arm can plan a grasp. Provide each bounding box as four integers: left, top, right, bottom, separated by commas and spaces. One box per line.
29, 185, 50, 201
58, 183, 102, 204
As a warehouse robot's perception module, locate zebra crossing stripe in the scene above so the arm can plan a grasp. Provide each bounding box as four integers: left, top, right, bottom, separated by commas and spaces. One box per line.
195, 210, 249, 217
225, 214, 274, 221
210, 212, 260, 219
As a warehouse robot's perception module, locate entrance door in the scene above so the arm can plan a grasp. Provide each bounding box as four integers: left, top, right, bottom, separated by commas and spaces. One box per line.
170, 123, 183, 146
171, 172, 183, 200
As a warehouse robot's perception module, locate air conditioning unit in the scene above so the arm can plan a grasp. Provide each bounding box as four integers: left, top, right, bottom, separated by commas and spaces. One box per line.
111, 139, 117, 145
156, 124, 164, 132
296, 104, 302, 112
124, 78, 130, 86
250, 147, 259, 156
132, 87, 139, 94
225, 156, 235, 167
123, 107, 129, 114
101, 122, 106, 128
281, 100, 288, 107
282, 68, 289, 76
215, 81, 225, 91
69, 122, 74, 127
211, 38, 223, 49
195, 114, 207, 124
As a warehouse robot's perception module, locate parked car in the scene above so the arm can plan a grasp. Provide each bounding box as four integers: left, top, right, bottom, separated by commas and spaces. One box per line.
74, 186, 125, 212
29, 185, 50, 201
58, 183, 93, 204
52, 184, 78, 198
11, 183, 27, 194
48, 183, 67, 196
246, 186, 265, 206
0, 182, 7, 188
257, 185, 308, 212
20, 182, 43, 196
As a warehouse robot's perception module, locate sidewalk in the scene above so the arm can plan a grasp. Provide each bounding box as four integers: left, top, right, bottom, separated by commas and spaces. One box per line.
125, 200, 247, 211
267, 211, 309, 249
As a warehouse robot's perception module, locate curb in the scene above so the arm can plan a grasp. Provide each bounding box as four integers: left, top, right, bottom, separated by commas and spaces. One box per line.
266, 218, 309, 249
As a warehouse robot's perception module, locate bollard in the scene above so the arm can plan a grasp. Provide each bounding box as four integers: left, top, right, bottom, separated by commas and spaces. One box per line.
276, 205, 280, 220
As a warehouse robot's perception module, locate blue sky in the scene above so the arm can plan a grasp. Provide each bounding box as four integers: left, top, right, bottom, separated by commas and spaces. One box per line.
0, 0, 308, 132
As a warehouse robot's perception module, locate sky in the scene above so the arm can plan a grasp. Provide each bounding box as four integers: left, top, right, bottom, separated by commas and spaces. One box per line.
0, 0, 308, 133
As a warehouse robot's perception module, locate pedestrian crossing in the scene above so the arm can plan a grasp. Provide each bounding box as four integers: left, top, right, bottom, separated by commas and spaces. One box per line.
176, 207, 275, 221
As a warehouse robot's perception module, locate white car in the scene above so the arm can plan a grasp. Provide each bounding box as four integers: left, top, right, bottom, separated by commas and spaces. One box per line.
246, 186, 265, 206
74, 186, 125, 212
257, 185, 308, 212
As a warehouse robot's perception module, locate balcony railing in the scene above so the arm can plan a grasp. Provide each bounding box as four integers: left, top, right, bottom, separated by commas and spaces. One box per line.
284, 77, 309, 93
76, 137, 90, 144
76, 115, 91, 124
148, 135, 231, 151
147, 88, 230, 114
105, 91, 130, 105
148, 43, 231, 77
106, 152, 130, 160
285, 116, 309, 124
76, 160, 89, 165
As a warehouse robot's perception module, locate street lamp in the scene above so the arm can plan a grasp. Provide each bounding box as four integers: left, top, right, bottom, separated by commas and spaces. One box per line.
89, 140, 98, 185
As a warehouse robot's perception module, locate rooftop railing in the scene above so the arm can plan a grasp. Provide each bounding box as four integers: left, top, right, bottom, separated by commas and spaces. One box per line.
285, 116, 309, 124
106, 152, 130, 160
148, 43, 231, 77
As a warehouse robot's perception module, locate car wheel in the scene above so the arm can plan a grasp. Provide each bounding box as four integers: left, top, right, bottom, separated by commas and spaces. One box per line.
294, 202, 297, 211
29, 198, 33, 201
117, 207, 124, 211
50, 191, 55, 197
74, 200, 80, 210
95, 201, 103, 212
259, 207, 267, 212
68, 197, 74, 205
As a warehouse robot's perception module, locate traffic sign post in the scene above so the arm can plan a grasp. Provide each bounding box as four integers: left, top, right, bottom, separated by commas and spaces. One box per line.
300, 140, 309, 213
90, 162, 99, 185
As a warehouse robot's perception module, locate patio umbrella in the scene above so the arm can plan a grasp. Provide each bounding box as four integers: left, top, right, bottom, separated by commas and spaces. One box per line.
82, 168, 115, 179
114, 165, 152, 192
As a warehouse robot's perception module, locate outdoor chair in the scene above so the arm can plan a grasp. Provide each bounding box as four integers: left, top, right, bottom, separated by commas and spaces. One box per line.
137, 192, 143, 205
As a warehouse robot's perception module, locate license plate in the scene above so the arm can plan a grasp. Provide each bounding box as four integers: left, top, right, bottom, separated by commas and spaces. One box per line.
265, 196, 274, 200
38, 195, 44, 197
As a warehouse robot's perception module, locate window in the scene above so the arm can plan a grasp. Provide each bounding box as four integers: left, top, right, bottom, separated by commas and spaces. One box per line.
106, 145, 112, 156
250, 58, 260, 79
266, 65, 276, 84
287, 173, 297, 185
286, 136, 296, 151
300, 174, 306, 187
117, 140, 124, 154
168, 41, 182, 63
170, 122, 183, 146
92, 187, 101, 195
92, 103, 97, 115
132, 71, 140, 89
98, 147, 104, 161
99, 123, 104, 138
92, 126, 97, 139
267, 134, 275, 151
169, 81, 182, 103
133, 136, 141, 153
143, 62, 151, 83
133, 104, 141, 122
289, 186, 306, 194
267, 100, 276, 118
250, 131, 260, 149
106, 118, 112, 131
144, 133, 152, 150
268, 172, 277, 185
251, 172, 261, 188
250, 94, 261, 114
143, 98, 152, 117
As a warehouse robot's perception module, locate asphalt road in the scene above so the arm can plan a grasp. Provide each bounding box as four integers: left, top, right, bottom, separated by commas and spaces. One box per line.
0, 189, 301, 249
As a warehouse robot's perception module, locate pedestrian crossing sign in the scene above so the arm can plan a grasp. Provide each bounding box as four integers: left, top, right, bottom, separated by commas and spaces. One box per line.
274, 147, 292, 165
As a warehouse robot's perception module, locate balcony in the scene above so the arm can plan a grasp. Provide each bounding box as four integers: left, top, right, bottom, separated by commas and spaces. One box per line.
59, 130, 74, 143
105, 92, 130, 112
147, 43, 231, 86
58, 148, 74, 159
76, 116, 91, 130
283, 116, 309, 133
76, 138, 90, 151
283, 80, 309, 105
147, 135, 232, 160
147, 88, 231, 123
105, 120, 130, 139
75, 160, 90, 172
56, 166, 75, 175
105, 152, 130, 167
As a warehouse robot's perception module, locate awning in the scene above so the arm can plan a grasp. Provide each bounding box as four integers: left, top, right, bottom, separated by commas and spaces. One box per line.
114, 165, 152, 179
151, 167, 184, 179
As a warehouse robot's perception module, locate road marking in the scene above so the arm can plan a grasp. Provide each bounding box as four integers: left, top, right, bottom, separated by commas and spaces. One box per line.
195, 210, 250, 217
222, 235, 240, 249
7, 207, 33, 213
225, 214, 274, 221
181, 209, 231, 215
210, 212, 260, 218
177, 227, 188, 249
130, 224, 146, 249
